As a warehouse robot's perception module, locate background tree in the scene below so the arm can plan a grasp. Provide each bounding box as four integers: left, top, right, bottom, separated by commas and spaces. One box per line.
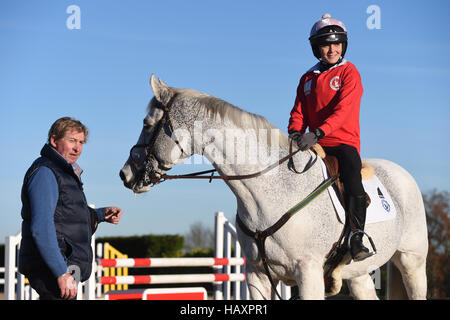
183, 221, 214, 253
423, 189, 450, 298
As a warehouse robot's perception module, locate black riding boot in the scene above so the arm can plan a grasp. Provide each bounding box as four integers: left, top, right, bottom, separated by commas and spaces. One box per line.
347, 194, 373, 262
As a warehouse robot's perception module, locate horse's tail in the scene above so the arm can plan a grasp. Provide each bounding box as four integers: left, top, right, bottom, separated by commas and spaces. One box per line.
386, 259, 408, 299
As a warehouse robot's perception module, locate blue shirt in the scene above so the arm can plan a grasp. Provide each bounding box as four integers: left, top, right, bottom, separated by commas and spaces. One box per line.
27, 166, 106, 278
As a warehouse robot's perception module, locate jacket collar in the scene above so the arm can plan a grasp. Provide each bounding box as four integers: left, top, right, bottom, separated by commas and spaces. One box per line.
40, 143, 83, 179
308, 58, 347, 74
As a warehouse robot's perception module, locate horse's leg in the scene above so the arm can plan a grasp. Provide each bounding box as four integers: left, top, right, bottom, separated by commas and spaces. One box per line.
295, 258, 325, 300
245, 265, 276, 300
347, 274, 379, 300
391, 250, 427, 300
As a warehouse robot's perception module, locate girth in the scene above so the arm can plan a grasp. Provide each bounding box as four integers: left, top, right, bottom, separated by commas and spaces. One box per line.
236, 213, 290, 300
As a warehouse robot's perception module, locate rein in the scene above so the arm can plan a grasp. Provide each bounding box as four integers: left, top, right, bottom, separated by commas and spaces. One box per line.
130, 92, 317, 186
160, 140, 317, 183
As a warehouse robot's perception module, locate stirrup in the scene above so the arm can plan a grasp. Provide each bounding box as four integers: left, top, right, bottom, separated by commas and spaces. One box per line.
347, 230, 377, 262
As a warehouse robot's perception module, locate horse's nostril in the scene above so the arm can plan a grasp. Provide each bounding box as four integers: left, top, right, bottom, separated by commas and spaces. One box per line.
119, 170, 126, 182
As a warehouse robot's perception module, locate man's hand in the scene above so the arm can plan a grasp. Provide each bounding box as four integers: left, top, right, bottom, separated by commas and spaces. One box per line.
104, 206, 123, 224
57, 272, 77, 300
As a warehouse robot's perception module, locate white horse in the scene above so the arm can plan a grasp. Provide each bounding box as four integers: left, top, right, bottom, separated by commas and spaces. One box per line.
120, 75, 428, 300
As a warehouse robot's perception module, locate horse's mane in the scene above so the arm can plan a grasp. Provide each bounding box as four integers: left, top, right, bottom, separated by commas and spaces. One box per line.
174, 88, 289, 148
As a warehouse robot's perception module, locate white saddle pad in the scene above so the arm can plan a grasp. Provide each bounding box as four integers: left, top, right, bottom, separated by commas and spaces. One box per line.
319, 158, 396, 225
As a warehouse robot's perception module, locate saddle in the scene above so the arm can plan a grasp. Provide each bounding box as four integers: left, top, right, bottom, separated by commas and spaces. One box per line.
310, 144, 374, 297
311, 144, 373, 209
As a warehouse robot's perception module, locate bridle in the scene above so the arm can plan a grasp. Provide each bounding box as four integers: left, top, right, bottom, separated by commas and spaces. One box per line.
128, 93, 319, 188
128, 93, 183, 187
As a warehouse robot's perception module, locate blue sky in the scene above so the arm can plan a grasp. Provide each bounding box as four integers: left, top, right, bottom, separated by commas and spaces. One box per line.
1, 0, 449, 241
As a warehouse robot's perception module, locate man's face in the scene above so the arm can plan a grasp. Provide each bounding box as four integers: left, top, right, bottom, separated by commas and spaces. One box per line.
50, 130, 85, 164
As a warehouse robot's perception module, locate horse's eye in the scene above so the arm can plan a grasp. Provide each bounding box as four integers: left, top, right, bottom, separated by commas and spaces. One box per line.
143, 120, 151, 130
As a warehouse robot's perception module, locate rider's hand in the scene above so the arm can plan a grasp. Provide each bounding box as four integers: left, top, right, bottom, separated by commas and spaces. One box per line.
290, 129, 324, 151
288, 131, 302, 143
296, 132, 318, 151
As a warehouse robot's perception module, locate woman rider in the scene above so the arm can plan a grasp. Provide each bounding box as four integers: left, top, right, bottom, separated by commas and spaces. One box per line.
288, 14, 373, 262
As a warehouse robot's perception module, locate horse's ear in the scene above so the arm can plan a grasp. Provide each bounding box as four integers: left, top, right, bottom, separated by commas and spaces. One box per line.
150, 74, 173, 105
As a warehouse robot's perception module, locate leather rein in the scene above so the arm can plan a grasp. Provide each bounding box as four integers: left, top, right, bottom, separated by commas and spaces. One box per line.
129, 93, 318, 187
160, 139, 316, 183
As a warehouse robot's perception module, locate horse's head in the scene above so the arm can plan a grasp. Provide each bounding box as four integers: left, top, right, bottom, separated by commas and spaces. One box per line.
120, 75, 193, 193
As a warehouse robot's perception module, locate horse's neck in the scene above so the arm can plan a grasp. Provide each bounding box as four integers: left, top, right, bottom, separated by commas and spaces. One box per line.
193, 117, 288, 177
192, 116, 316, 223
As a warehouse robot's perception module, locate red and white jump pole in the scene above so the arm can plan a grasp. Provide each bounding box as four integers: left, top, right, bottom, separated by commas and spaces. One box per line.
100, 273, 245, 285
104, 287, 208, 301
98, 257, 245, 268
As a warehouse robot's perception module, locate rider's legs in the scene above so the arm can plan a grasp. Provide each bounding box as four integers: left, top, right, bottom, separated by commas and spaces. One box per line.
322, 144, 372, 262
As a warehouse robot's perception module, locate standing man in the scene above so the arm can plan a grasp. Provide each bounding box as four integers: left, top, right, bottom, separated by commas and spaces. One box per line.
288, 14, 374, 262
19, 117, 123, 299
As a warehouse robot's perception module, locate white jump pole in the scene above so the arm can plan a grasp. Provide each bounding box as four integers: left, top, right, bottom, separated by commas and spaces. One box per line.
4, 232, 22, 300
214, 211, 225, 300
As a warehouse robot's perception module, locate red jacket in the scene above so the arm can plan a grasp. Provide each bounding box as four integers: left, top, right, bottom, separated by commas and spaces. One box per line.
288, 60, 363, 153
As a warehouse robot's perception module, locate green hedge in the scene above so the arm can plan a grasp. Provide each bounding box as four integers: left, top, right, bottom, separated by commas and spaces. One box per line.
96, 235, 217, 292
96, 234, 184, 258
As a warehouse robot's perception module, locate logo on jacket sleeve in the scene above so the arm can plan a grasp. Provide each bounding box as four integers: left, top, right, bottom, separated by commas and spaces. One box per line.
330, 76, 341, 91
304, 79, 312, 95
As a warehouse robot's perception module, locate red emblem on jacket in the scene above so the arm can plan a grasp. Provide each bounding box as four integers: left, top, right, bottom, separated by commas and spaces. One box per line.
330, 76, 341, 91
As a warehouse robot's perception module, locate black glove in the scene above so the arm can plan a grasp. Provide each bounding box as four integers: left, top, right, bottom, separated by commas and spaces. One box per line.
290, 128, 324, 151
288, 131, 302, 142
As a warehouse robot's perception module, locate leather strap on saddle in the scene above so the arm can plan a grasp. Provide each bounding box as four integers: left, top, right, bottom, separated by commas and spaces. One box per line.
322, 155, 346, 207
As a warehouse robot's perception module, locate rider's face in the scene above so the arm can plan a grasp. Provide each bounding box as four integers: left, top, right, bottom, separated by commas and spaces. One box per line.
319, 43, 343, 65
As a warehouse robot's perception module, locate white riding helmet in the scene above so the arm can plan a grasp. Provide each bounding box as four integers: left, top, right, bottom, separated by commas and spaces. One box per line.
309, 14, 348, 60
